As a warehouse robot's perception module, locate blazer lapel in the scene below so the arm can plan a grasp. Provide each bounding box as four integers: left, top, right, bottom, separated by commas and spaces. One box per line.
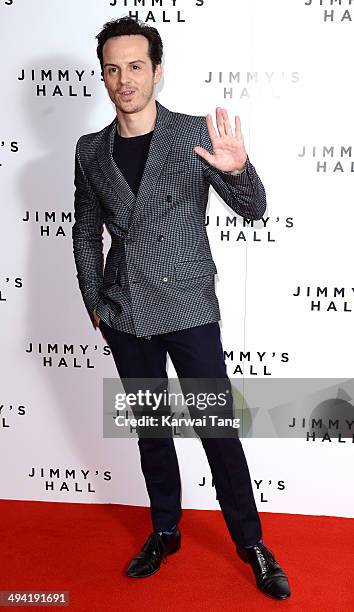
127, 100, 176, 231
95, 100, 177, 227
96, 117, 136, 212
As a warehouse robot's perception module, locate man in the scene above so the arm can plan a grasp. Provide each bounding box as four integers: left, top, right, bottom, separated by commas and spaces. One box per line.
72, 16, 291, 600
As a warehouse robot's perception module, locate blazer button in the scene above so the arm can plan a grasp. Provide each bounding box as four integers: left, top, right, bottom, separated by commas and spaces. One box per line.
157, 235, 164, 242
162, 276, 168, 282
166, 195, 172, 203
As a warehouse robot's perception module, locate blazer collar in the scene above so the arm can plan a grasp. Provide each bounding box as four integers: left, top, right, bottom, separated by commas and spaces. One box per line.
96, 100, 177, 230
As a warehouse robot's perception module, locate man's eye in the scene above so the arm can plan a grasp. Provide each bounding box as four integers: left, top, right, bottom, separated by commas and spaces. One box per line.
132, 65, 140, 70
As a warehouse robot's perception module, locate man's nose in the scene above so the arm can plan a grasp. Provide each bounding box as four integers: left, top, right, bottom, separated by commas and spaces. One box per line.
120, 68, 132, 84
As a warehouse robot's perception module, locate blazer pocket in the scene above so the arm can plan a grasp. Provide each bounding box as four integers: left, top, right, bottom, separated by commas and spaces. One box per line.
161, 160, 190, 175
174, 257, 217, 280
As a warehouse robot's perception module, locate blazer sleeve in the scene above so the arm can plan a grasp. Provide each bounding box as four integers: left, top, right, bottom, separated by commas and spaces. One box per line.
199, 116, 267, 220
72, 136, 104, 326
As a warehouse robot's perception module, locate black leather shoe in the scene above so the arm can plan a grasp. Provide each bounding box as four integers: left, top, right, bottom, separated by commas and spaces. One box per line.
125, 527, 181, 578
236, 542, 291, 599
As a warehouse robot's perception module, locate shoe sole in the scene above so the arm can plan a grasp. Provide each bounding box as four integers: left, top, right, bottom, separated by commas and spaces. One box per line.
260, 589, 291, 600
125, 541, 181, 578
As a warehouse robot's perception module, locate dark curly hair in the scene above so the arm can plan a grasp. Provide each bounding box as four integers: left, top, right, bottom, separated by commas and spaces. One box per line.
96, 16, 163, 74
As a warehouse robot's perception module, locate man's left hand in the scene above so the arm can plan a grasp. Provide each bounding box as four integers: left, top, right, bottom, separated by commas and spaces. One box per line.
194, 107, 247, 173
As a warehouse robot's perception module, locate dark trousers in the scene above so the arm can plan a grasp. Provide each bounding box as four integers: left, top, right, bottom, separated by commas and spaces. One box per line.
99, 319, 262, 548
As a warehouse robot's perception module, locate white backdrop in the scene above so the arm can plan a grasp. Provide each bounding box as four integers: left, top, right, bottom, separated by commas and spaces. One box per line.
1, 0, 353, 518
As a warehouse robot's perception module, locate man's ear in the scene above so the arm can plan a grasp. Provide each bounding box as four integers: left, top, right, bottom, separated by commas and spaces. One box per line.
153, 63, 162, 84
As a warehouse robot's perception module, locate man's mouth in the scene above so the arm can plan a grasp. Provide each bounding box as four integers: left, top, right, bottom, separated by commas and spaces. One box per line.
120, 90, 135, 97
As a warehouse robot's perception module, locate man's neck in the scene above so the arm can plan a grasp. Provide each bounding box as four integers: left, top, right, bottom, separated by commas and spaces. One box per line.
116, 99, 157, 138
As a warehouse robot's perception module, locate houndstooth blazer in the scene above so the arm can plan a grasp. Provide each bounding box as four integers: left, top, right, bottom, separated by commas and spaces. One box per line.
72, 100, 267, 338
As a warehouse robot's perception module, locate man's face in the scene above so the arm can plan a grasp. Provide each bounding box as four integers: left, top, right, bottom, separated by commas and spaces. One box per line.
102, 34, 162, 115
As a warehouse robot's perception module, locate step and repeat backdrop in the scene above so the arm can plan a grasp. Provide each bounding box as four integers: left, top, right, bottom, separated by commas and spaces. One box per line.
1, 0, 353, 519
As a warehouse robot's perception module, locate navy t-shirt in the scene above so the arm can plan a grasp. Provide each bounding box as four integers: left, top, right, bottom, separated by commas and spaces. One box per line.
113, 129, 154, 195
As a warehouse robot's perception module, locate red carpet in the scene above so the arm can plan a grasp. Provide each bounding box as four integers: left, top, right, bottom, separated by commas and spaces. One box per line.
1, 499, 352, 611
